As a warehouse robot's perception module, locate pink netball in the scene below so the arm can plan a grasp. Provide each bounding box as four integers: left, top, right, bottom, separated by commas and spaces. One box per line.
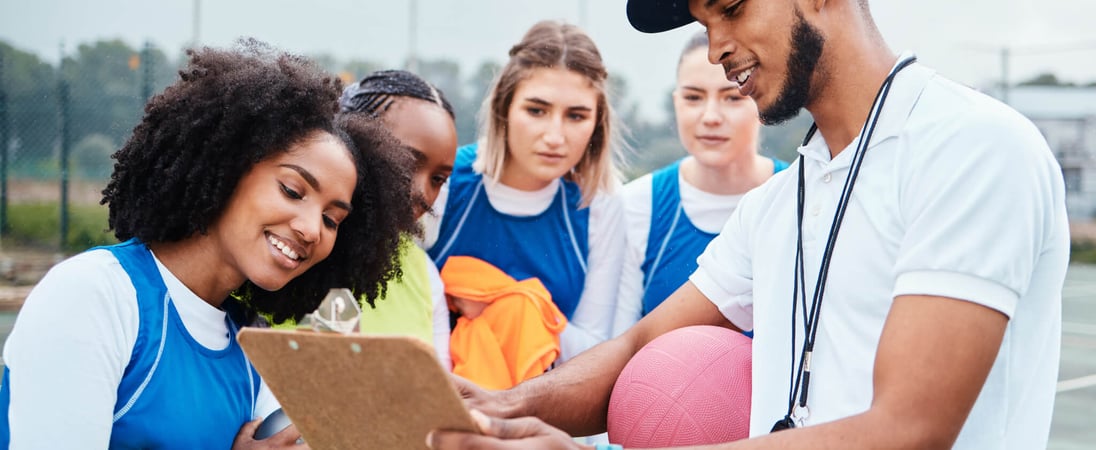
607, 325, 752, 447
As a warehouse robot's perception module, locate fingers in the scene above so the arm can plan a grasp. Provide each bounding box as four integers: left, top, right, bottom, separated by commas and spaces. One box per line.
428, 410, 576, 450
450, 373, 478, 394
475, 412, 555, 440
232, 420, 306, 450
469, 409, 492, 434
451, 374, 491, 409
450, 374, 475, 401
240, 418, 263, 436
427, 429, 576, 450
428, 429, 500, 450
270, 424, 304, 446
232, 419, 264, 448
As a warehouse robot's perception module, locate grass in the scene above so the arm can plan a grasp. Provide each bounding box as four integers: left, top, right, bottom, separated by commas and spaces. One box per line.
3, 202, 117, 253
1071, 240, 1096, 265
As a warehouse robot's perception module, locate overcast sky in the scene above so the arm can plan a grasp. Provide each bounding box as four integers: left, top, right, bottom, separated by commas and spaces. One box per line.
3, 0, 1095, 121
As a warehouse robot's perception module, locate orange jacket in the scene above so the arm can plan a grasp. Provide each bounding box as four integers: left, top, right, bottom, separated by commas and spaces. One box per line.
440, 256, 567, 390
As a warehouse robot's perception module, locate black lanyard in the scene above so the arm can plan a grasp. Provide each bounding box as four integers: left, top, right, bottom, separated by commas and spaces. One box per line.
771, 55, 917, 433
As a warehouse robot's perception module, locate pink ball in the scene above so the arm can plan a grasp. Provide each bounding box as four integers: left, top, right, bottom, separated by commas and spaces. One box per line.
607, 325, 752, 447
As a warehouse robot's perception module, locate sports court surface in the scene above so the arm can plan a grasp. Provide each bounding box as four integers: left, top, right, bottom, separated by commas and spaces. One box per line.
1051, 263, 1096, 449
0, 265, 1093, 446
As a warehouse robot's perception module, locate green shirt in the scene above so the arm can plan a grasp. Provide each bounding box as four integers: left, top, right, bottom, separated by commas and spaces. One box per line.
271, 236, 435, 345
359, 237, 434, 343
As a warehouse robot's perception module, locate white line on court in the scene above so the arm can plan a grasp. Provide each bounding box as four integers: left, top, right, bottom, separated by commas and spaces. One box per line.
1062, 291, 1096, 300
1058, 373, 1096, 393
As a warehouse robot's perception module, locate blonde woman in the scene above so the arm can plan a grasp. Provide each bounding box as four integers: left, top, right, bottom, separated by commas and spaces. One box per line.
613, 31, 787, 337
427, 20, 626, 362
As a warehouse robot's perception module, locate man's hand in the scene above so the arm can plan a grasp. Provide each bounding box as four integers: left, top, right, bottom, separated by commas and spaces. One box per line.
428, 410, 589, 450
451, 374, 513, 418
231, 419, 309, 450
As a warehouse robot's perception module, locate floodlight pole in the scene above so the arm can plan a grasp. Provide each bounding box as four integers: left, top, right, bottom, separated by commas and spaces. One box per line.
193, 0, 202, 48
407, 0, 419, 73
1000, 47, 1010, 105
579, 0, 588, 29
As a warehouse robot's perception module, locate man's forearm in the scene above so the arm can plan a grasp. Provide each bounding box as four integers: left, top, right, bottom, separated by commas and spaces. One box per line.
501, 335, 641, 436
500, 283, 736, 437
641, 409, 950, 450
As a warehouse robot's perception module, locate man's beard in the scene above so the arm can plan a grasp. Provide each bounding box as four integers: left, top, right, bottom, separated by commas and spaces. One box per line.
758, 10, 825, 125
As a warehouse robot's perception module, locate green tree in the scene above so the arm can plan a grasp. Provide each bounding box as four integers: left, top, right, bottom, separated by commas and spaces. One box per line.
453, 60, 500, 145
1018, 72, 1073, 87
73, 133, 115, 179
609, 75, 681, 180
340, 59, 384, 84
416, 59, 463, 101
59, 40, 178, 161
308, 52, 340, 74
0, 40, 59, 177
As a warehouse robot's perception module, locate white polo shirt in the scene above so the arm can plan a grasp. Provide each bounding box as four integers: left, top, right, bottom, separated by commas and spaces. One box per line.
691, 59, 1069, 448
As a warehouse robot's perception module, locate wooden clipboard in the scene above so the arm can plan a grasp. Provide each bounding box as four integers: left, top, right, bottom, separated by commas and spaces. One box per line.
237, 328, 478, 450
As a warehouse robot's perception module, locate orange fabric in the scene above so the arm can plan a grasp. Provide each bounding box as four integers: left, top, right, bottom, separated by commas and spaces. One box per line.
441, 256, 567, 390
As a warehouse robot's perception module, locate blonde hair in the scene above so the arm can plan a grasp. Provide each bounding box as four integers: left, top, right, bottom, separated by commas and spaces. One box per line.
473, 20, 624, 207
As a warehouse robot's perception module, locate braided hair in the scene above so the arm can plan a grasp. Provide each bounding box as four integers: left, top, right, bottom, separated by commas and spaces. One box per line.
339, 69, 454, 119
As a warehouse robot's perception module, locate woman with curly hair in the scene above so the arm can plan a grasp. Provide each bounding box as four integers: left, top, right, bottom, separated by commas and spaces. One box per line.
339, 69, 458, 368
0, 41, 416, 448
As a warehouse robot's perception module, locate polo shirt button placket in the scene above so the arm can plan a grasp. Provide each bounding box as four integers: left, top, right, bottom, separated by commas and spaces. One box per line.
803, 162, 827, 242
822, 172, 832, 183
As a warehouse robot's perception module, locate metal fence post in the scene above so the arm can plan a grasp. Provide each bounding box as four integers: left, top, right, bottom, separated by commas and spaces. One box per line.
0, 53, 9, 233
58, 78, 71, 251
141, 41, 153, 103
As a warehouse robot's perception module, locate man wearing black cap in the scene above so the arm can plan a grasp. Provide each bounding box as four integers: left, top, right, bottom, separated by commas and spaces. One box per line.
428, 1, 1068, 449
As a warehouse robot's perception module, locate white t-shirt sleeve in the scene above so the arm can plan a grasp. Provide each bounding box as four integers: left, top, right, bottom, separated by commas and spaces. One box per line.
426, 259, 453, 369
420, 181, 449, 251
560, 190, 626, 361
612, 175, 652, 337
253, 381, 280, 421
690, 183, 772, 331
3, 250, 137, 449
891, 104, 1055, 317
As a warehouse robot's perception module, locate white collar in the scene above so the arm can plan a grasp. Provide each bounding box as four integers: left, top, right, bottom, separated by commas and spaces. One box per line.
482, 176, 561, 217
798, 51, 934, 166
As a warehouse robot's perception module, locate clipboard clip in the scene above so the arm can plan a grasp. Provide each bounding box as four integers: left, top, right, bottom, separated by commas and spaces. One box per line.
298, 288, 361, 334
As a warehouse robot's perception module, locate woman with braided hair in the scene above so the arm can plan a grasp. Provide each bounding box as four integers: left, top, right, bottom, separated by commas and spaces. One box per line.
339, 69, 458, 368
0, 41, 417, 448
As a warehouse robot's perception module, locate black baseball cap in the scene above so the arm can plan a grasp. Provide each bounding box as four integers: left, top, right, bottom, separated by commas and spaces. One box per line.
626, 0, 697, 33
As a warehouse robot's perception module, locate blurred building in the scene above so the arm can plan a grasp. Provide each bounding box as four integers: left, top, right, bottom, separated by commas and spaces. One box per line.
992, 86, 1096, 220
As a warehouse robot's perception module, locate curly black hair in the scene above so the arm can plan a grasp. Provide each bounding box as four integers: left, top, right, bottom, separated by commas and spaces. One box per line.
102, 39, 417, 323
243, 116, 417, 323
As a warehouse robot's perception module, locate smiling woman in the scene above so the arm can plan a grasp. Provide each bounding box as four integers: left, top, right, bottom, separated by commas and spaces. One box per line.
0, 39, 417, 449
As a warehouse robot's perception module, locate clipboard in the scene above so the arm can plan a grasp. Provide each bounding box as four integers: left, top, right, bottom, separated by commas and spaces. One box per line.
237, 328, 478, 449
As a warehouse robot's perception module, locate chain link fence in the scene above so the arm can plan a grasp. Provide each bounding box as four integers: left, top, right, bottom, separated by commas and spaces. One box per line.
0, 41, 177, 253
